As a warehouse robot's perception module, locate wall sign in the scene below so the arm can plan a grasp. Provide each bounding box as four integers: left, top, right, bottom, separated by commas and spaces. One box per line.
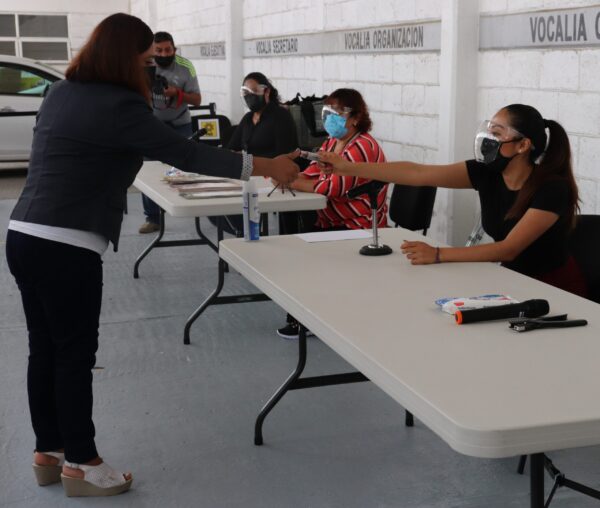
244, 21, 441, 58
180, 42, 226, 60
481, 6, 600, 49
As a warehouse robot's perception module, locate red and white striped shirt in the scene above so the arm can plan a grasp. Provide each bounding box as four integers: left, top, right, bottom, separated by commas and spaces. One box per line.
303, 133, 388, 230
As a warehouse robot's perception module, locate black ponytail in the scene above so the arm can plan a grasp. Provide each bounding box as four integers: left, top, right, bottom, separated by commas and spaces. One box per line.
504, 104, 579, 228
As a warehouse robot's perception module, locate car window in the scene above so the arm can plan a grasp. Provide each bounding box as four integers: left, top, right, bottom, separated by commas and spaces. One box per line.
0, 64, 59, 96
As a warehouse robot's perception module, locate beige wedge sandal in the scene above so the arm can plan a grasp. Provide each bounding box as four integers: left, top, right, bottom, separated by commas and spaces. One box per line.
33, 451, 65, 486
61, 460, 132, 497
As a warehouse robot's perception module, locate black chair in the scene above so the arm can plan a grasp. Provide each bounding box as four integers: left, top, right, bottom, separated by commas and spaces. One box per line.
567, 214, 600, 303
191, 114, 233, 147
516, 214, 600, 506
388, 184, 437, 235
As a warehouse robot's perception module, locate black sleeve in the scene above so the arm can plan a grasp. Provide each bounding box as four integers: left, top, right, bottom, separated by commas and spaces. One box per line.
529, 179, 570, 216
465, 159, 487, 191
227, 113, 248, 152
273, 107, 298, 156
115, 94, 242, 179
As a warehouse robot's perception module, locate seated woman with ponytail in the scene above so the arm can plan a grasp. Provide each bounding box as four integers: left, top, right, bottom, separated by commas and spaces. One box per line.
320, 104, 587, 297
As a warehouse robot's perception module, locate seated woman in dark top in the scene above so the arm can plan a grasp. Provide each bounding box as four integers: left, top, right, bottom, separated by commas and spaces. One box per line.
320, 104, 587, 297
228, 72, 297, 158
221, 72, 297, 234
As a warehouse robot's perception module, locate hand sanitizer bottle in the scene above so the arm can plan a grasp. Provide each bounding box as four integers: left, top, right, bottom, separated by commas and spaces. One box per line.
242, 179, 260, 241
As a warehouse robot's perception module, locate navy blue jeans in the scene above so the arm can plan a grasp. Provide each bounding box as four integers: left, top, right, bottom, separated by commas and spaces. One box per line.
142, 122, 193, 224
6, 230, 102, 463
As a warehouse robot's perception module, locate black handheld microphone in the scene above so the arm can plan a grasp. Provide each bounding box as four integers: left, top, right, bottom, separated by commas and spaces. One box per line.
455, 299, 549, 324
189, 127, 208, 142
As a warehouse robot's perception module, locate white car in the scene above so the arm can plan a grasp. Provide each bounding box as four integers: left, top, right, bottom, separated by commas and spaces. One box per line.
0, 55, 64, 169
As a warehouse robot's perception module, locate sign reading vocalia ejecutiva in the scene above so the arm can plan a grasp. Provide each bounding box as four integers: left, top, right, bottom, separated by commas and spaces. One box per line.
180, 42, 226, 60
244, 21, 441, 58
481, 7, 600, 49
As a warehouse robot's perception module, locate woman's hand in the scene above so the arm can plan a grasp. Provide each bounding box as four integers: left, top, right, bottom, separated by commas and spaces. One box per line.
401, 240, 438, 265
268, 152, 300, 184
318, 151, 351, 175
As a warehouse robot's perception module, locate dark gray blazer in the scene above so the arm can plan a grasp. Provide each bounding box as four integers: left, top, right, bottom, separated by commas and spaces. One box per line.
10, 80, 243, 250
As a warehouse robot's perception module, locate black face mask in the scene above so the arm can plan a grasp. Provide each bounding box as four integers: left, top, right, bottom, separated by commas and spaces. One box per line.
244, 94, 266, 112
155, 55, 175, 68
480, 137, 520, 173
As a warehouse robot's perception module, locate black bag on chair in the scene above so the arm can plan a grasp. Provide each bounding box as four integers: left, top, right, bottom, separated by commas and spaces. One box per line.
284, 93, 328, 150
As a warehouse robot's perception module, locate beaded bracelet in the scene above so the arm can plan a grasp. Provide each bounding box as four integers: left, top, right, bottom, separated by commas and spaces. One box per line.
435, 247, 441, 264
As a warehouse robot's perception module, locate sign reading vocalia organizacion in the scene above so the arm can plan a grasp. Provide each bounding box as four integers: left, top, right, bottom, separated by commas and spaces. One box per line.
481, 7, 600, 49
180, 42, 226, 60
244, 21, 441, 58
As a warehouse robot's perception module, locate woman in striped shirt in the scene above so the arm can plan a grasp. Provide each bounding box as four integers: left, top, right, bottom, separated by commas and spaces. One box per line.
277, 88, 388, 231
273, 88, 388, 339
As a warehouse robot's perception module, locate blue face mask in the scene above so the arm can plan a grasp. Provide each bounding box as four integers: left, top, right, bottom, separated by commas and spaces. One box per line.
324, 113, 348, 139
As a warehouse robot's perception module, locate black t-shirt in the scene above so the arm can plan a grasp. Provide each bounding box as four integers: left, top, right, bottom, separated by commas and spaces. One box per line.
466, 159, 571, 276
227, 102, 298, 158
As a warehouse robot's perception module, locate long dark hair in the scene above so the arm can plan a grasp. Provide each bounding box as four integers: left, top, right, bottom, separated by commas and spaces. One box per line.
325, 88, 372, 133
504, 104, 579, 227
66, 13, 154, 101
243, 72, 280, 104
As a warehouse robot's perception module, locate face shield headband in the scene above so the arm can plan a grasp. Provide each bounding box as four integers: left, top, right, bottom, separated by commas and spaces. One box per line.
474, 120, 527, 164
321, 104, 352, 123
240, 84, 267, 97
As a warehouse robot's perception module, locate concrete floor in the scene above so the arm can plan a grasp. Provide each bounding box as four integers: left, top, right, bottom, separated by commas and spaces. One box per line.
2, 192, 600, 508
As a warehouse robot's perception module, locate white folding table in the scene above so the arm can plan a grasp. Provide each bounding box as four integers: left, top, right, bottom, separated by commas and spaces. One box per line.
133, 161, 326, 344
219, 227, 600, 508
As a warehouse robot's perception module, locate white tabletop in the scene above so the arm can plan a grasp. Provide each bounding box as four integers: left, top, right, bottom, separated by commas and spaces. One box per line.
220, 228, 600, 459
134, 161, 326, 217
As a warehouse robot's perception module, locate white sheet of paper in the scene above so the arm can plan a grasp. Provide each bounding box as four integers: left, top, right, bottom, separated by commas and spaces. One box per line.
296, 230, 372, 243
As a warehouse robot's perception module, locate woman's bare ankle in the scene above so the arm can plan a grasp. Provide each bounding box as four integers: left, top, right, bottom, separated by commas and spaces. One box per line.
33, 449, 64, 466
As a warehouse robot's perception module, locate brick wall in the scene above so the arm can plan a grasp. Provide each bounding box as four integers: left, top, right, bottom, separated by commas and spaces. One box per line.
479, 0, 600, 215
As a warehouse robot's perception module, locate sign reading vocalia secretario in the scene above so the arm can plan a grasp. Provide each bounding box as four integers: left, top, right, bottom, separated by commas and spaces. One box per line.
480, 6, 600, 49
180, 42, 226, 60
244, 21, 441, 58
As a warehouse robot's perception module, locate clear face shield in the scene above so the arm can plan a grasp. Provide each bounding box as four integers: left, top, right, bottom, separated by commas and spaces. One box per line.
474, 120, 524, 164
321, 104, 352, 123
240, 84, 267, 98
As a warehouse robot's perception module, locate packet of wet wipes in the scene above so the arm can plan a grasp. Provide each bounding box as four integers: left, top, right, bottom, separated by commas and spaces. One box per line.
435, 294, 519, 315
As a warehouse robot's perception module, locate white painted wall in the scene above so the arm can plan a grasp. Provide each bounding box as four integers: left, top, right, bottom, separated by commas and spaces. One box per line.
479, 0, 600, 220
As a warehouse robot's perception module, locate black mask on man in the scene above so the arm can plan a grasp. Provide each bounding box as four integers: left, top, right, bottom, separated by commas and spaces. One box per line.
155, 55, 175, 68
244, 94, 266, 112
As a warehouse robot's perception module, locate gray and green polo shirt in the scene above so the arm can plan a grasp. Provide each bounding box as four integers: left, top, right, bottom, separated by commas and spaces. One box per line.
153, 54, 200, 127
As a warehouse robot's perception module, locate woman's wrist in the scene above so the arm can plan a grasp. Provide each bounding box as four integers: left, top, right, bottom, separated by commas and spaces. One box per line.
435, 247, 442, 264
250, 156, 273, 178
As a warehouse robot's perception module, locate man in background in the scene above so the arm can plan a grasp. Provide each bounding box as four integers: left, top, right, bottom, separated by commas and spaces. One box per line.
140, 31, 202, 233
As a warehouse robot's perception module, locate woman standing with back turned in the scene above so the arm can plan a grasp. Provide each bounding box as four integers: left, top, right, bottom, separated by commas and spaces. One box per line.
5, 13, 297, 497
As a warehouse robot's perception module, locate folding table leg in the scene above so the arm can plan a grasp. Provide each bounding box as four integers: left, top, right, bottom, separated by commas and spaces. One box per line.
254, 326, 308, 445
133, 208, 166, 279
530, 453, 545, 508
183, 217, 225, 345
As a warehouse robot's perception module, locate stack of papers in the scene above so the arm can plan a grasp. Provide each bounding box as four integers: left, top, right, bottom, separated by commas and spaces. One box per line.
180, 190, 242, 199
173, 182, 242, 193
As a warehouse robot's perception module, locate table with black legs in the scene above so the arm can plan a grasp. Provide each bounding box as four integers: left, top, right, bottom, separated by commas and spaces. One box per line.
219, 228, 600, 508
133, 161, 326, 344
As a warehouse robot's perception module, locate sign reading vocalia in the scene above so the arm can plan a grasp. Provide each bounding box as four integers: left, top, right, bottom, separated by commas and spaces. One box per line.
244, 22, 441, 58
180, 42, 226, 60
481, 7, 600, 49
